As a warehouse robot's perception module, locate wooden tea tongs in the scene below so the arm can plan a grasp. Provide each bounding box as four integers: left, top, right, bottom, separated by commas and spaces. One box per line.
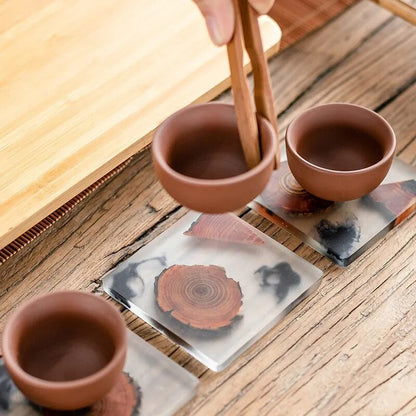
227, 0, 280, 169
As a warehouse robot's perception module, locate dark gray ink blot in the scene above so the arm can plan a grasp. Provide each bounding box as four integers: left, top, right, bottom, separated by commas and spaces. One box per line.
256, 262, 301, 301
0, 364, 13, 411
111, 256, 167, 299
315, 215, 360, 262
403, 180, 416, 194
131, 374, 142, 416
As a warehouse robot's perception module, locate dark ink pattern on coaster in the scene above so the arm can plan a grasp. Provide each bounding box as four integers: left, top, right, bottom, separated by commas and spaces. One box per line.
315, 215, 361, 262
104, 212, 322, 371
253, 152, 416, 267
256, 262, 301, 302
111, 257, 167, 299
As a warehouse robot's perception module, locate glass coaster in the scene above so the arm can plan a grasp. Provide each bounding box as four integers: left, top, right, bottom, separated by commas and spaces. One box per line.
103, 212, 323, 371
251, 148, 416, 267
0, 330, 198, 416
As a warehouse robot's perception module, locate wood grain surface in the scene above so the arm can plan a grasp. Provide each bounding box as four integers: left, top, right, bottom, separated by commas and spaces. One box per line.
0, 0, 281, 251
0, 1, 415, 415
268, 0, 357, 49
0, 0, 358, 264
373, 0, 416, 24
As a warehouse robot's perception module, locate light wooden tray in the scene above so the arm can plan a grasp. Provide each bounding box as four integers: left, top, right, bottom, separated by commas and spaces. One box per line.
0, 0, 281, 250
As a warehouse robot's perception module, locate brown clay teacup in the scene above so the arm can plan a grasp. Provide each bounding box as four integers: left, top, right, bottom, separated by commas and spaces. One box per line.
285, 103, 396, 201
152, 103, 277, 213
2, 291, 127, 411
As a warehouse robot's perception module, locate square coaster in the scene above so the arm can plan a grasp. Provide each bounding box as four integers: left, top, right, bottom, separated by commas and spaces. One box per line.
103, 212, 322, 371
252, 150, 416, 267
0, 330, 198, 416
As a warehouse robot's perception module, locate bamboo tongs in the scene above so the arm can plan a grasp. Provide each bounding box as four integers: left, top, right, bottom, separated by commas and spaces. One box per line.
227, 0, 280, 169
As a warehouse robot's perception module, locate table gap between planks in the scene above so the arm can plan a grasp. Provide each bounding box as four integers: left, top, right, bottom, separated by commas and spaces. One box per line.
1, 1, 415, 415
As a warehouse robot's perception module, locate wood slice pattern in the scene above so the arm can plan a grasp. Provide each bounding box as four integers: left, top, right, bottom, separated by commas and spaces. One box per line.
259, 162, 334, 214
365, 180, 416, 225
43, 373, 141, 416
184, 214, 264, 245
155, 265, 242, 330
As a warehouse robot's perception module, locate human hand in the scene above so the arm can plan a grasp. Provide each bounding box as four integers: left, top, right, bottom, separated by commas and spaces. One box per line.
193, 0, 274, 46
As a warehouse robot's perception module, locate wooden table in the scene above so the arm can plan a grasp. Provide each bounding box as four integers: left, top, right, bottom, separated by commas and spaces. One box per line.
1, 1, 415, 414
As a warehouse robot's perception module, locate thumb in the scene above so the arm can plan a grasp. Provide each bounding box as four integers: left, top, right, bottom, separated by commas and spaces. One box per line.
193, 0, 235, 46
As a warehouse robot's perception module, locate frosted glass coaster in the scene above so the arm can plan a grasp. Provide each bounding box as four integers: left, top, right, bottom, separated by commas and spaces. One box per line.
0, 330, 198, 416
103, 212, 322, 371
252, 150, 416, 267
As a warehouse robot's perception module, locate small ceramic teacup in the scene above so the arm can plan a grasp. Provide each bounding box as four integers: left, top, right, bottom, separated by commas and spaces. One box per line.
152, 102, 277, 213
2, 291, 127, 411
285, 103, 396, 201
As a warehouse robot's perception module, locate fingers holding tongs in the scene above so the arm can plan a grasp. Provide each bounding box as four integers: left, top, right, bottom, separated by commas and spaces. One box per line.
227, 0, 280, 170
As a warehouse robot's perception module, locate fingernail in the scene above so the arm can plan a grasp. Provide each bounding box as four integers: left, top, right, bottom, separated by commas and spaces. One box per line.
250, 0, 274, 14
206, 15, 226, 46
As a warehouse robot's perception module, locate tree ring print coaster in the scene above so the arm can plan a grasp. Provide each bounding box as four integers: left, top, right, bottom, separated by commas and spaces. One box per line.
252, 147, 416, 267
0, 330, 198, 416
184, 213, 265, 245
103, 212, 322, 371
259, 161, 334, 215
41, 373, 141, 416
155, 265, 243, 330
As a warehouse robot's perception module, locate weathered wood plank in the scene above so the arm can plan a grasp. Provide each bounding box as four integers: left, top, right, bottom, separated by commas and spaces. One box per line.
0, 2, 415, 415
177, 3, 416, 415
198, 222, 415, 416
276, 13, 416, 136
269, 0, 357, 49
0, 0, 395, 317
380, 82, 416, 162
373, 0, 416, 24
222, 0, 393, 114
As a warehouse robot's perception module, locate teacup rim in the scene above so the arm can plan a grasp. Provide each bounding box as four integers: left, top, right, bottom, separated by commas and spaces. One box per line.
152, 102, 277, 187
2, 290, 127, 391
285, 102, 396, 176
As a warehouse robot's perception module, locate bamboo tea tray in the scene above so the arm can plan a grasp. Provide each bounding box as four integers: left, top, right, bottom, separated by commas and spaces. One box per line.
0, 0, 282, 250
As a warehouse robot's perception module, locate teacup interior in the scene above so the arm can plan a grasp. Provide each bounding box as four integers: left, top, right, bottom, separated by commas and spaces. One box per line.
297, 123, 384, 171
169, 125, 249, 179
158, 104, 255, 180
18, 314, 115, 382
